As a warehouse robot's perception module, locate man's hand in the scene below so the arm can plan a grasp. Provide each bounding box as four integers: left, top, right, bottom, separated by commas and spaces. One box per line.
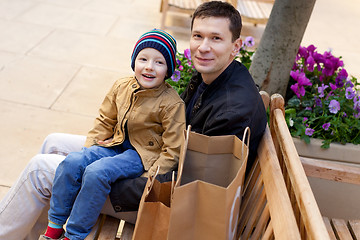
97, 138, 113, 145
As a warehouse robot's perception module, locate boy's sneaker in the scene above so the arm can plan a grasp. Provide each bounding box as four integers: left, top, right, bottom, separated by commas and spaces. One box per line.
38, 232, 65, 240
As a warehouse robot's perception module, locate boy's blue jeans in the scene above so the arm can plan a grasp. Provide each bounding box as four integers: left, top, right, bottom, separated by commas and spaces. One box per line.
48, 139, 144, 240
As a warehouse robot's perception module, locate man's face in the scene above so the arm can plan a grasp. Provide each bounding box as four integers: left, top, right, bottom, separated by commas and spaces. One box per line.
190, 17, 241, 84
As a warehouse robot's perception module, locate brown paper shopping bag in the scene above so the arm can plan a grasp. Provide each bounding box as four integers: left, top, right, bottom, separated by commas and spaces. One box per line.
167, 126, 250, 240
132, 166, 174, 240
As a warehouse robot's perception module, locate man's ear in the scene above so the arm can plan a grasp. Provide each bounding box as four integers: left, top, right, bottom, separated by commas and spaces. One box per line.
231, 38, 242, 57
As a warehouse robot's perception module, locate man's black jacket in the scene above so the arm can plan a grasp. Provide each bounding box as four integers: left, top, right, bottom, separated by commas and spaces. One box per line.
109, 60, 267, 212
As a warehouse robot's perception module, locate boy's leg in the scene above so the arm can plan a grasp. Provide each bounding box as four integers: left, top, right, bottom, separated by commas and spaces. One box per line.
65, 148, 144, 240
0, 154, 65, 240
47, 145, 118, 226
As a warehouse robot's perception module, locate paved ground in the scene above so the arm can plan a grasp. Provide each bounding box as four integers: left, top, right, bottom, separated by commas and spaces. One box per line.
1, 0, 359, 199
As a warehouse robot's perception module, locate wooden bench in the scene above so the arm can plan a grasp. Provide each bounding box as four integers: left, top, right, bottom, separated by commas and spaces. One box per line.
270, 93, 360, 239
85, 214, 134, 240
302, 157, 360, 239
230, 0, 275, 26
86, 91, 337, 239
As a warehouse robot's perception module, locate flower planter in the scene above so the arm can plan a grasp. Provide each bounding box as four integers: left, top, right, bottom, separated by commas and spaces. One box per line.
292, 137, 360, 220
292, 137, 360, 165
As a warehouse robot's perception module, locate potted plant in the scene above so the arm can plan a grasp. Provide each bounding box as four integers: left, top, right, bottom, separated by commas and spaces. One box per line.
285, 45, 360, 148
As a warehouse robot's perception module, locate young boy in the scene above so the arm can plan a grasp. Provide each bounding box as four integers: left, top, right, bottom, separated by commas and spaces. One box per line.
39, 29, 185, 240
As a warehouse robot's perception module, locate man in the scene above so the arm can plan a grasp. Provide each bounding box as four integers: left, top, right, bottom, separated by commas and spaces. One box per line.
110, 1, 267, 212
0, 2, 267, 239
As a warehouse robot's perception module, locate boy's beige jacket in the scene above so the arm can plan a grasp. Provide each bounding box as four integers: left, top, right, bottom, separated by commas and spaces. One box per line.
84, 76, 186, 176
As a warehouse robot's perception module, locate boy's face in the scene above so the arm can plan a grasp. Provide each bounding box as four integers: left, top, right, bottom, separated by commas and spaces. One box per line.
134, 48, 168, 89
190, 17, 241, 84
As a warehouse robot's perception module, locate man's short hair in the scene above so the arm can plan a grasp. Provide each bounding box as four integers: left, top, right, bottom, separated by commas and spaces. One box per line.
191, 1, 242, 42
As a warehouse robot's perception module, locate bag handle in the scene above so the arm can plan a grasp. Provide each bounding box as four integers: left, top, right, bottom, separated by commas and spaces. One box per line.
241, 127, 251, 162
145, 165, 160, 197
175, 125, 191, 188
170, 171, 176, 203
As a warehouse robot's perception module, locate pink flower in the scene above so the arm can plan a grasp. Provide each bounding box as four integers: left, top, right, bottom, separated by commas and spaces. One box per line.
290, 70, 312, 86
290, 70, 312, 98
306, 55, 315, 72
290, 83, 305, 98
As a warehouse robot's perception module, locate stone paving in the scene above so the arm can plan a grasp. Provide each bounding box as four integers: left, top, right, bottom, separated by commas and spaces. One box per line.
0, 0, 359, 199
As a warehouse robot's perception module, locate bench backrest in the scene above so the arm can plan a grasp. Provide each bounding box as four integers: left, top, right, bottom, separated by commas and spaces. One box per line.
269, 94, 330, 239
237, 91, 301, 239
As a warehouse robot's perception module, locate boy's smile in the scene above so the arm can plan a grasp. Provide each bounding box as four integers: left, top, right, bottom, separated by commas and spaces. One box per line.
134, 48, 168, 89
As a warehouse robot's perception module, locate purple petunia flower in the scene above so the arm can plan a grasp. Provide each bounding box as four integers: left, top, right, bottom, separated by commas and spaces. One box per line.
184, 49, 191, 60
314, 96, 322, 107
354, 99, 360, 112
303, 117, 308, 122
305, 128, 315, 136
171, 70, 181, 82
345, 87, 355, 100
322, 122, 331, 131
244, 36, 255, 47
329, 99, 340, 114
354, 99, 360, 118
318, 84, 328, 98
335, 68, 348, 88
345, 80, 354, 88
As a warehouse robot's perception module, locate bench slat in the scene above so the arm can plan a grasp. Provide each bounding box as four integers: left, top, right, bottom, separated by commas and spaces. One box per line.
251, 204, 270, 239
332, 218, 354, 240
119, 222, 135, 240
349, 219, 360, 240
301, 157, 360, 185
323, 217, 337, 240
257, 126, 301, 239
97, 215, 120, 240
270, 94, 330, 240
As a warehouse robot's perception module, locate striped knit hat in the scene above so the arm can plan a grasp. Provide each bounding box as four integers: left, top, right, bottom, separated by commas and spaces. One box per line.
131, 29, 177, 78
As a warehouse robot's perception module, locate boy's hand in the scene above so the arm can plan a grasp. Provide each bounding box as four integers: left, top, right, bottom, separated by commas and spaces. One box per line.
97, 138, 113, 145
